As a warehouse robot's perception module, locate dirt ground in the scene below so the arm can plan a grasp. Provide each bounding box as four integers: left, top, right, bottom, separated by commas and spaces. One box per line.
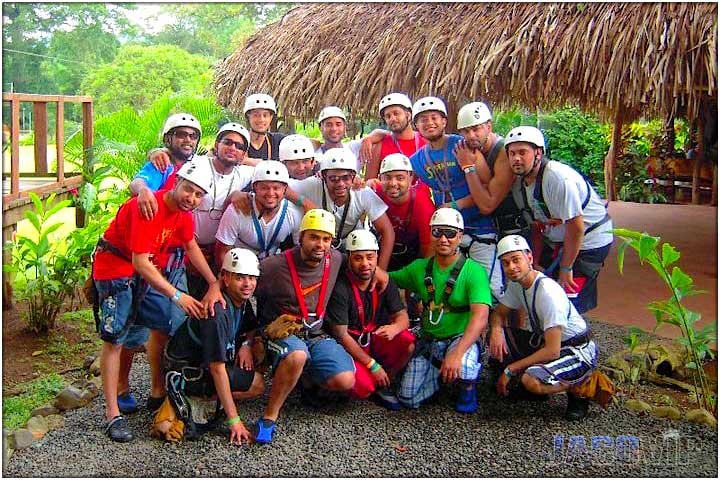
590, 201, 717, 340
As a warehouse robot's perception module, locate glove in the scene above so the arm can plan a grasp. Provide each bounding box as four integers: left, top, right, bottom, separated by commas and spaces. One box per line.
264, 314, 304, 340
570, 370, 616, 409
150, 397, 185, 442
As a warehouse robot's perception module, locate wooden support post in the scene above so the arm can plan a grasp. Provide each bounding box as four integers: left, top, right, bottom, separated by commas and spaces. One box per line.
691, 122, 705, 205
56, 101, 65, 182
2, 225, 14, 310
76, 101, 94, 228
604, 111, 624, 201
10, 97, 20, 195
32, 101, 48, 174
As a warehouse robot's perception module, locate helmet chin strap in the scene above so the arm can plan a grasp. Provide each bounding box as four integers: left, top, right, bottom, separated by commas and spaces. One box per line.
518, 152, 541, 179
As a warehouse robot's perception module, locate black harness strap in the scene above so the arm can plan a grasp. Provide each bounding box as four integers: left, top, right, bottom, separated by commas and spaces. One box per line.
423, 255, 470, 314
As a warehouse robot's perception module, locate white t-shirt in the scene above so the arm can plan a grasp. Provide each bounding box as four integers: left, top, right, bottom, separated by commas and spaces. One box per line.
289, 176, 387, 239
193, 156, 254, 245
314, 139, 363, 173
512, 160, 613, 249
500, 272, 590, 341
215, 196, 303, 260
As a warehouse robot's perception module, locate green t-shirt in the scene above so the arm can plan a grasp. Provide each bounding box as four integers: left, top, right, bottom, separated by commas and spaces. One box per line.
389, 256, 492, 340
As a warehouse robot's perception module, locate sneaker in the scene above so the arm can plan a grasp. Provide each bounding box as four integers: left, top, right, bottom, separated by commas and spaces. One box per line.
146, 395, 166, 413
455, 385, 478, 414
105, 415, 133, 442
374, 388, 401, 411
255, 418, 276, 445
565, 392, 590, 421
117, 391, 138, 414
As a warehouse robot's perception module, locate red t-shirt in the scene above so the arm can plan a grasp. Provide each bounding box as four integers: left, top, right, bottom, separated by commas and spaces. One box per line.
93, 191, 194, 281
379, 131, 426, 160
373, 182, 434, 248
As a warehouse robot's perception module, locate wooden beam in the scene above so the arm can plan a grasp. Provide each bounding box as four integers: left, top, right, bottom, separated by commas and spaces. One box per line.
1, 175, 83, 217
2, 93, 93, 103
79, 101, 93, 228
32, 101, 48, 174
56, 101, 65, 182
691, 122, 705, 205
10, 96, 20, 195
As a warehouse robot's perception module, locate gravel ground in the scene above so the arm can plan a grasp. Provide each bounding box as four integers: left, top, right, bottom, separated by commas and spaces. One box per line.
4, 320, 718, 477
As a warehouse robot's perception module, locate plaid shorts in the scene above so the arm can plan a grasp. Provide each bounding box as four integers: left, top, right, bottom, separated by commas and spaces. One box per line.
397, 336, 483, 409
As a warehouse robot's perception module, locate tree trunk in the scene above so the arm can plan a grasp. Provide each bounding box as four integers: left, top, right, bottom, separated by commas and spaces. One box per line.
692, 122, 705, 205
604, 111, 624, 201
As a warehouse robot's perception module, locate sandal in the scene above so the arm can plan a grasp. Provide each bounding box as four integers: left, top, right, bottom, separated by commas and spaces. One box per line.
105, 415, 133, 442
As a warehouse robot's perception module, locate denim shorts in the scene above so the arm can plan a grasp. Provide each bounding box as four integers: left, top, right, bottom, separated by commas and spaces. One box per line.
136, 266, 188, 336
267, 335, 355, 385
95, 276, 148, 348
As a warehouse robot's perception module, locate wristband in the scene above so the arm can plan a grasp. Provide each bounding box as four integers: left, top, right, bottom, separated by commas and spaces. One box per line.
559, 266, 573, 273
503, 367, 514, 379
241, 339, 252, 347
295, 194, 305, 207
463, 165, 476, 174
171, 290, 182, 303
365, 358, 377, 370
226, 416, 241, 426
451, 199, 459, 210
370, 362, 382, 374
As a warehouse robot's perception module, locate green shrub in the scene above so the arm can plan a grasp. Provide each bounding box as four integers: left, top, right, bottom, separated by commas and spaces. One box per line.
3, 373, 66, 429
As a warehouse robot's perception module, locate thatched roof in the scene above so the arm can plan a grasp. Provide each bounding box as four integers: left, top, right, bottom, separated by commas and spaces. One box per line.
214, 3, 717, 124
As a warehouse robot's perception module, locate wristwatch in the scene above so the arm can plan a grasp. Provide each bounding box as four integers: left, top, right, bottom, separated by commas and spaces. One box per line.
503, 367, 514, 379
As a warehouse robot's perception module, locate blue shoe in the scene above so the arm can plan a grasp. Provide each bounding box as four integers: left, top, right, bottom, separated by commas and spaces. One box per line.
455, 385, 478, 414
255, 418, 276, 445
117, 392, 138, 414
374, 388, 402, 411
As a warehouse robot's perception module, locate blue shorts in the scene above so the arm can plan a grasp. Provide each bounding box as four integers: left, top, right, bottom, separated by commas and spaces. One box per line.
267, 335, 355, 385
95, 277, 148, 348
136, 266, 188, 336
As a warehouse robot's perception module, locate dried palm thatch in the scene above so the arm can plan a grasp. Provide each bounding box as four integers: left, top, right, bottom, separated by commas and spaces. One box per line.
214, 3, 717, 124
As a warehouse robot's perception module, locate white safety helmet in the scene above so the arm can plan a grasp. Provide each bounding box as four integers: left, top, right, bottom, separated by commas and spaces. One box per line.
243, 93, 277, 115
430, 207, 464, 230
457, 102, 492, 130
505, 126, 545, 151
217, 122, 250, 145
176, 158, 213, 194
378, 93, 413, 117
222, 248, 260, 277
319, 148, 357, 174
412, 96, 447, 122
252, 160, 290, 185
379, 153, 413, 175
279, 134, 315, 161
496, 234, 531, 259
162, 113, 201, 137
318, 106, 346, 124
345, 229, 379, 252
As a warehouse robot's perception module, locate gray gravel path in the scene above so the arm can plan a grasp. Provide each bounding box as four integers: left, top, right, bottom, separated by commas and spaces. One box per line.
4, 320, 718, 477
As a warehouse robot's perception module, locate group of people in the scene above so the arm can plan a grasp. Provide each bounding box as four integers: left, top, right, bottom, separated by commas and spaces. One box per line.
91, 91, 614, 445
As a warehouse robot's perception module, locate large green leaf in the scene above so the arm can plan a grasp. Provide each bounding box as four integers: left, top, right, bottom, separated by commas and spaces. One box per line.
637, 233, 659, 263
671, 267, 694, 299
23, 210, 42, 234
661, 243, 681, 268
45, 199, 73, 219
617, 240, 628, 275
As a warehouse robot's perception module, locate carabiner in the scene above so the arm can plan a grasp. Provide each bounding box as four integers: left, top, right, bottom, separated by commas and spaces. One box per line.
358, 331, 371, 348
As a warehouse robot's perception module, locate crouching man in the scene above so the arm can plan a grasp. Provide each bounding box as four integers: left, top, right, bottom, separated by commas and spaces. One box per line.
163, 248, 265, 444
389, 208, 491, 413
490, 235, 597, 421
326, 229, 415, 410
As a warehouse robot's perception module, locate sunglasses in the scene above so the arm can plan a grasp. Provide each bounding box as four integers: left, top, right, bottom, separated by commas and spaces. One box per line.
431, 227, 460, 239
173, 130, 200, 141
220, 137, 248, 152
325, 173, 355, 184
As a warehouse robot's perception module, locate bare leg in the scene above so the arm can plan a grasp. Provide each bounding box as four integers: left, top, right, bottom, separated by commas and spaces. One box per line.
521, 373, 568, 395
263, 351, 307, 421
146, 330, 169, 398
322, 371, 355, 392
100, 342, 123, 421
117, 347, 135, 394
231, 372, 265, 401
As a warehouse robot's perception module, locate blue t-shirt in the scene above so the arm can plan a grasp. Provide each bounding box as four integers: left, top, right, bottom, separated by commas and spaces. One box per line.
409, 134, 494, 235
134, 161, 175, 192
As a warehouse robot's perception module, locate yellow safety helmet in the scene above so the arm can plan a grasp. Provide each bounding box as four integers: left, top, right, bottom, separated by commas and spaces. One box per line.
299, 209, 336, 237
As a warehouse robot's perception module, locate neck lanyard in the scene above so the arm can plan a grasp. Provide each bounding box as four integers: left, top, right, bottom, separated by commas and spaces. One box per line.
253, 133, 272, 159
346, 271, 378, 347
202, 157, 234, 212
284, 249, 331, 330
251, 197, 288, 258
391, 131, 422, 156
322, 187, 351, 243
421, 138, 453, 204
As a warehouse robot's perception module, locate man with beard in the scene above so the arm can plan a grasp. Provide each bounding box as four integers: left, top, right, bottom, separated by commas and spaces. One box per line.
92, 159, 221, 442
325, 229, 415, 410
453, 102, 527, 239
253, 209, 356, 444
243, 93, 285, 164
287, 148, 395, 269
214, 161, 303, 262
130, 113, 202, 220
408, 97, 504, 302
389, 208, 491, 413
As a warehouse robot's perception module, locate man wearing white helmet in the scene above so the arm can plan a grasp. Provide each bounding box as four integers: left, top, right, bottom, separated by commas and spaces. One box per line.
91, 159, 223, 442
130, 112, 202, 220
163, 248, 266, 444
279, 134, 318, 180
408, 96, 504, 301
214, 161, 303, 262
505, 126, 613, 314
389, 208, 491, 413
372, 153, 435, 270
244, 93, 285, 162
454, 101, 528, 239
286, 148, 395, 269
325, 229, 415, 410
490, 235, 598, 421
